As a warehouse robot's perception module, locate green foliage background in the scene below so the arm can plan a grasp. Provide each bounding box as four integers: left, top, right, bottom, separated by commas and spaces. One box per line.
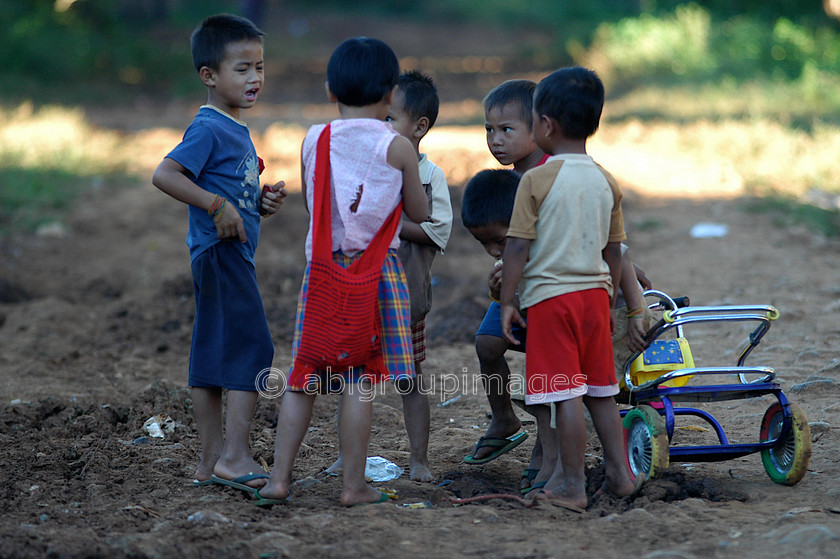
3, 0, 839, 102
2, 1, 840, 234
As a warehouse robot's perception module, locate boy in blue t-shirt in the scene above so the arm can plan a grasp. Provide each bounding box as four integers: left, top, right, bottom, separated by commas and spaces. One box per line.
152, 13, 286, 492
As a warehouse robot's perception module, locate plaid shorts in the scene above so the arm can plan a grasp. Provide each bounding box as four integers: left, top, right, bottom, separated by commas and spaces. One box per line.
287, 249, 415, 392
411, 317, 426, 364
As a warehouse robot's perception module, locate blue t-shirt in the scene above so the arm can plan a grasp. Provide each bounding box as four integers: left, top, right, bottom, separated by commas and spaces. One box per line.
166, 105, 262, 264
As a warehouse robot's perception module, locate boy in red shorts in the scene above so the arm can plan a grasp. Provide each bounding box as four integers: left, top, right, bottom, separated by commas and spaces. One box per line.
500, 66, 643, 512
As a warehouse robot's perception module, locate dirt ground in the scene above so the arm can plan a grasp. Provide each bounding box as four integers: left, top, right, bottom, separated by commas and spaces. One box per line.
3, 11, 840, 559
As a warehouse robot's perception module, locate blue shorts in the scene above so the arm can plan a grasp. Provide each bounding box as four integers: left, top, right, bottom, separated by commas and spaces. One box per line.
189, 242, 274, 391
476, 301, 526, 353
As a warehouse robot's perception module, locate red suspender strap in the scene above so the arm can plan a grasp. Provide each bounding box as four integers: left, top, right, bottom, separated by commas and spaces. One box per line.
311, 124, 333, 261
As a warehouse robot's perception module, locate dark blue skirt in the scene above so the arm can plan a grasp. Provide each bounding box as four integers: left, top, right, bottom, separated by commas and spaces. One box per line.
188, 242, 274, 391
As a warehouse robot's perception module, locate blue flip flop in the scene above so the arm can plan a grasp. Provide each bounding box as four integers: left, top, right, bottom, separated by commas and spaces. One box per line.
349, 491, 390, 508
192, 479, 215, 487
521, 468, 540, 483
464, 431, 529, 465
520, 468, 539, 493
521, 480, 547, 495
210, 473, 269, 494
253, 487, 289, 508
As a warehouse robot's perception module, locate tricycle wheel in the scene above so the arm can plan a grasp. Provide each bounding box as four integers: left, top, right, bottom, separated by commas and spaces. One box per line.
623, 405, 669, 480
759, 402, 811, 485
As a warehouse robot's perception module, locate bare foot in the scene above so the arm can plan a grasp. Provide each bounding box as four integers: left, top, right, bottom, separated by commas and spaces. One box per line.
533, 489, 586, 513
409, 459, 434, 483
340, 484, 387, 507
532, 472, 586, 511
325, 455, 343, 475
599, 471, 645, 499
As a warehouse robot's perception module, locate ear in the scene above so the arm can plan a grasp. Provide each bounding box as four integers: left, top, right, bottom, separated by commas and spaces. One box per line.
541, 114, 559, 139
325, 81, 338, 103
413, 116, 430, 140
199, 66, 215, 87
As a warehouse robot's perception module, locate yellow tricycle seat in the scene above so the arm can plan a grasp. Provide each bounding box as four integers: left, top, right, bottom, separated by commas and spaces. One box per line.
625, 338, 694, 389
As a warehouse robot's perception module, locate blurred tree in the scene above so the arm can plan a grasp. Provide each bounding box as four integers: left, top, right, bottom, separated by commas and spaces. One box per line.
2, 0, 838, 103
650, 0, 833, 24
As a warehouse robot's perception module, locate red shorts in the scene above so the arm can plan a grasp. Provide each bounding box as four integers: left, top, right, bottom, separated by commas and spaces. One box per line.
525, 288, 618, 405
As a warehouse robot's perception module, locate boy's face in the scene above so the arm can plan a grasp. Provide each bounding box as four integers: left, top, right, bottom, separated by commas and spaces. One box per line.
385, 90, 416, 139
485, 102, 537, 167
203, 39, 264, 117
468, 222, 509, 260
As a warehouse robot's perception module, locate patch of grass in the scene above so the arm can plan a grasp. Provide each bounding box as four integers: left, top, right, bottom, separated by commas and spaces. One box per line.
741, 196, 840, 238
1, 168, 92, 232
606, 80, 840, 129
0, 166, 138, 235
0, 103, 137, 234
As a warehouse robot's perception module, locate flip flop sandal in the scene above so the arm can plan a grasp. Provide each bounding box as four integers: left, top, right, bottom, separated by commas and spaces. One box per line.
463, 431, 529, 465
349, 491, 391, 508
210, 473, 269, 494
521, 480, 547, 495
253, 487, 289, 508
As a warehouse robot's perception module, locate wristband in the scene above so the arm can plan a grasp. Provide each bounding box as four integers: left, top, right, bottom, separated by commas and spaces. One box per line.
211, 198, 227, 223
208, 194, 221, 215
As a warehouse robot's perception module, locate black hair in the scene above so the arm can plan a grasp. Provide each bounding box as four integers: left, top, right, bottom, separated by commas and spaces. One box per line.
461, 169, 521, 229
191, 13, 264, 72
327, 37, 400, 107
482, 79, 537, 130
533, 67, 604, 140
397, 70, 439, 129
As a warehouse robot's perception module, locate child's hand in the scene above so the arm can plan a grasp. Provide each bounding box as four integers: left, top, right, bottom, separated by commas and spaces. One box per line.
634, 264, 652, 291
500, 303, 526, 346
259, 181, 287, 217
626, 315, 647, 354
487, 260, 503, 301
213, 200, 247, 242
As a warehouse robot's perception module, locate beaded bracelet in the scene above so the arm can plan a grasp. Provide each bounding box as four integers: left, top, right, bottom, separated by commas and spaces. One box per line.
626, 306, 645, 318
488, 289, 501, 304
